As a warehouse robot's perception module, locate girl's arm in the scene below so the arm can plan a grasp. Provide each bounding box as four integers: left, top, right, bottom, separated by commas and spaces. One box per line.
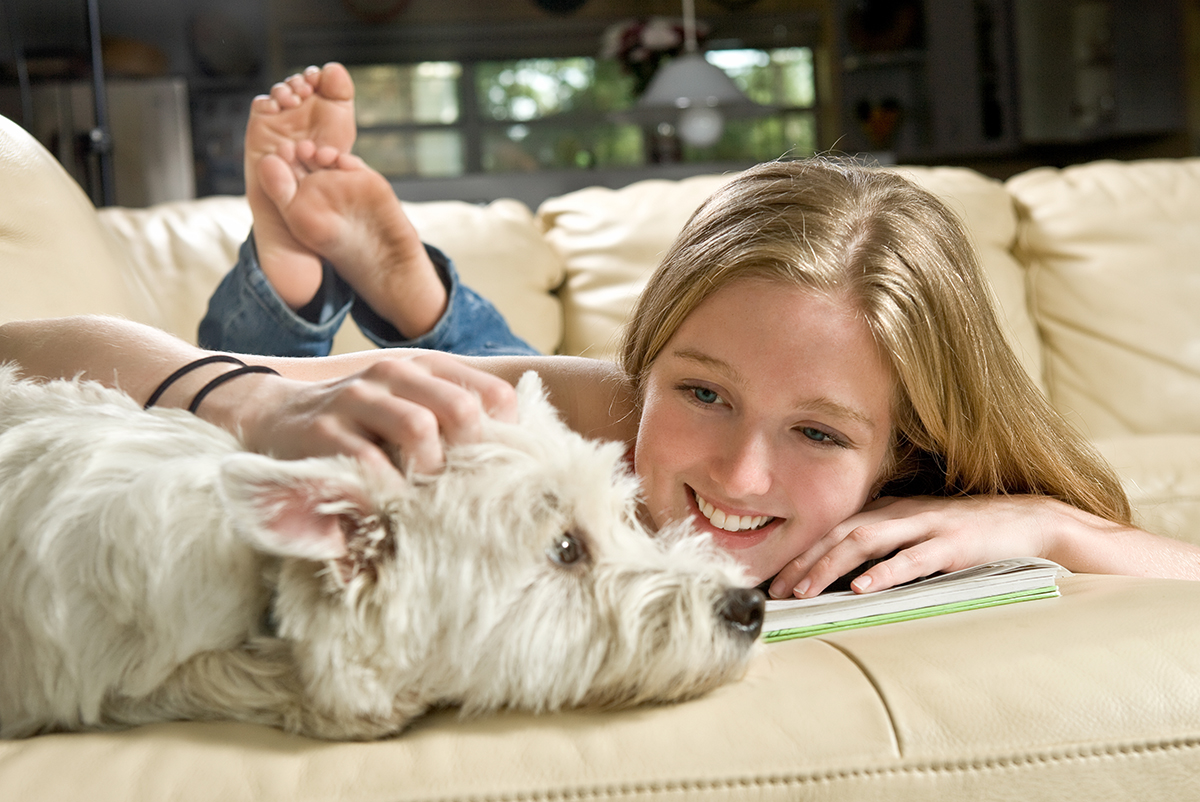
769, 494, 1200, 599
0, 315, 637, 471
0, 316, 541, 474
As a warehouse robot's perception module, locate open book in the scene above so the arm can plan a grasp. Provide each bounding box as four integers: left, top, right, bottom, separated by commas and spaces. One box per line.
763, 558, 1067, 642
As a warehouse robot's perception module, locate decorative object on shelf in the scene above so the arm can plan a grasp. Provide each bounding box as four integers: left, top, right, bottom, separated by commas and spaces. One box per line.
616, 0, 769, 150
846, 0, 924, 54
531, 0, 589, 13
855, 96, 903, 150
342, 0, 411, 25
601, 16, 706, 97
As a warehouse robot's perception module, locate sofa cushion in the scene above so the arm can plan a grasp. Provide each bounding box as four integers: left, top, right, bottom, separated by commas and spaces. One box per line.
538, 174, 736, 360
1094, 434, 1200, 545
404, 199, 565, 356
98, 197, 253, 345
1007, 159, 1200, 438
0, 115, 152, 327
97, 194, 565, 356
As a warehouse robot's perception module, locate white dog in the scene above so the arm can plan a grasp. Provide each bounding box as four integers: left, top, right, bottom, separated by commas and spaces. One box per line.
0, 367, 763, 740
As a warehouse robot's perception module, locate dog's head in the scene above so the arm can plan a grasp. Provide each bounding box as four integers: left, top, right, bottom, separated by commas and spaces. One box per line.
217, 372, 763, 737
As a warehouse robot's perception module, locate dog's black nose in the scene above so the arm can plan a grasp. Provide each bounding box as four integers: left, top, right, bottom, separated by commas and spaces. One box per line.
719, 587, 765, 639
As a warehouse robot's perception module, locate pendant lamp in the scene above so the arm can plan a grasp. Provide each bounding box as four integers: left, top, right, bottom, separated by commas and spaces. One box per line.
634, 0, 768, 147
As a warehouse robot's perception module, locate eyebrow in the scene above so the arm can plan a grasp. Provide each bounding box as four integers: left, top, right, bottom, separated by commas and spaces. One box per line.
669, 346, 879, 432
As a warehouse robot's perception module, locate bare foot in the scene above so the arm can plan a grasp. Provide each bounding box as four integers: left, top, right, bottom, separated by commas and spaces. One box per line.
244, 63, 356, 309
257, 150, 448, 338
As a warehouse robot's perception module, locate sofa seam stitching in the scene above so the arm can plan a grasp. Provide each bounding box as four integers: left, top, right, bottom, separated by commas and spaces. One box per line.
422, 737, 1200, 802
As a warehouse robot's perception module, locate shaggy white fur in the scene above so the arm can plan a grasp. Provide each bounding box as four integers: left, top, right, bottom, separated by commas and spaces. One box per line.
0, 367, 763, 740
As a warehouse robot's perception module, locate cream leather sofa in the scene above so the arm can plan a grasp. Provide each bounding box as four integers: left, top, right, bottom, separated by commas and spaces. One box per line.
2, 112, 1200, 800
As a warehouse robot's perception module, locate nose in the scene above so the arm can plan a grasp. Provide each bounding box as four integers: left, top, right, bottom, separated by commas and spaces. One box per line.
712, 427, 773, 498
719, 587, 766, 639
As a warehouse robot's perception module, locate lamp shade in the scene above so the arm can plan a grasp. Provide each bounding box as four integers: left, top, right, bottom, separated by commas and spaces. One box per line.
638, 53, 754, 112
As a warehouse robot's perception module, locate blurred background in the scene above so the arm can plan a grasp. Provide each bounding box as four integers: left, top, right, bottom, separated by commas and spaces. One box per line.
0, 0, 1193, 208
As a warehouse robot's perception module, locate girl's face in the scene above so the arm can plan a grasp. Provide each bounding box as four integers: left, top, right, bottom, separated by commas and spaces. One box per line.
634, 278, 895, 584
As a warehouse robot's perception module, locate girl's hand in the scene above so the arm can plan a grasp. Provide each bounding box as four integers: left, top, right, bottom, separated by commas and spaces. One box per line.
767, 495, 1064, 599
208, 351, 519, 476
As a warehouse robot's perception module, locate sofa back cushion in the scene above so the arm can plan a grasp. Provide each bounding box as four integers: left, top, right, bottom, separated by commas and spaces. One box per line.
0, 115, 153, 326
404, 199, 564, 356
98, 197, 253, 344
96, 194, 564, 355
539, 166, 1040, 394
538, 174, 736, 360
1007, 159, 1200, 437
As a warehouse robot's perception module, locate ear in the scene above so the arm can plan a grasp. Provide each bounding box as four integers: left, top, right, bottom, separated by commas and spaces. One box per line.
218, 454, 378, 562
514, 370, 564, 429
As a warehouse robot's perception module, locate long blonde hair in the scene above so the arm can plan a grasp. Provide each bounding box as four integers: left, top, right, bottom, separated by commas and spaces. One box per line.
620, 158, 1131, 523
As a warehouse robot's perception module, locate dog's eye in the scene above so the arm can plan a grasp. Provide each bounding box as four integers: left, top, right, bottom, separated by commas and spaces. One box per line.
547, 531, 586, 567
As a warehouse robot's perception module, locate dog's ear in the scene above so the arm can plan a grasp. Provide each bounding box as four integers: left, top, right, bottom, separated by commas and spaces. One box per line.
218, 454, 376, 561
514, 371, 563, 429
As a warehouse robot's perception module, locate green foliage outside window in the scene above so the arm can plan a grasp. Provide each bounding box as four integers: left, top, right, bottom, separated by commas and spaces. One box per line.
349, 47, 817, 177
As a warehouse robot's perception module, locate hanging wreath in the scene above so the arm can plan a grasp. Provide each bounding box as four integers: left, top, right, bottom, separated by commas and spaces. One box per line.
600, 16, 709, 96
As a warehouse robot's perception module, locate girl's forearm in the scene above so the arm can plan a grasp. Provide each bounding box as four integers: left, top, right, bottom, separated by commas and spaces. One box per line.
1047, 503, 1200, 580
0, 316, 210, 405
0, 315, 638, 445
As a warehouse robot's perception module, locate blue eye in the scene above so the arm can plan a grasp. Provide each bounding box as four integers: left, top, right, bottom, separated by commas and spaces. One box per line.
801, 427, 836, 444
693, 387, 720, 404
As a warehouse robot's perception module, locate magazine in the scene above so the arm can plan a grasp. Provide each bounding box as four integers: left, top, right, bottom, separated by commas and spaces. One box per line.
763, 558, 1067, 642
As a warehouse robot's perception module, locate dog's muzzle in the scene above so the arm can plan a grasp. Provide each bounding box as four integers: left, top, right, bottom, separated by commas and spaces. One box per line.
719, 588, 766, 639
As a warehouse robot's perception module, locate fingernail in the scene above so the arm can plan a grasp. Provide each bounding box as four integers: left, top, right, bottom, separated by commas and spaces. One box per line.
852, 575, 872, 593
793, 578, 810, 598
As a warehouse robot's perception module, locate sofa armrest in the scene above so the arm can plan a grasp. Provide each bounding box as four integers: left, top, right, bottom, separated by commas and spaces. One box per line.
0, 116, 152, 328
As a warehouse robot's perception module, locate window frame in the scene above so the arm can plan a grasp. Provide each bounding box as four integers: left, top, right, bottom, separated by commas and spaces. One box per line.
282, 12, 824, 179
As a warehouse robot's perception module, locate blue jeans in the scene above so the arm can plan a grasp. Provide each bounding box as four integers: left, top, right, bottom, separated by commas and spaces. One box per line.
198, 234, 539, 358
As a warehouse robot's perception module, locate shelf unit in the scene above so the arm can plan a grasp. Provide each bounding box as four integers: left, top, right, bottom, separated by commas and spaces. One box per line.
832, 0, 1184, 164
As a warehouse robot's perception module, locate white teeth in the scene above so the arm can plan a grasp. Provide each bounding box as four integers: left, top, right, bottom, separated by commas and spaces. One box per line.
694, 492, 773, 533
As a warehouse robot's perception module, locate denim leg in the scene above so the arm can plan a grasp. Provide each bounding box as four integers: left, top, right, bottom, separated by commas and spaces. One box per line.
349, 246, 540, 356
197, 234, 353, 357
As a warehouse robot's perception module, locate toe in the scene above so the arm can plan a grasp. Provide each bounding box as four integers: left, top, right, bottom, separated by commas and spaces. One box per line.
316, 62, 355, 101
286, 73, 315, 99
270, 82, 300, 108
311, 145, 342, 168
257, 154, 299, 208
250, 94, 280, 116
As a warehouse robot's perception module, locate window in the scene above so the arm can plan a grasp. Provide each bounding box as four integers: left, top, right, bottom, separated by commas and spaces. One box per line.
347, 46, 817, 179
352, 63, 464, 177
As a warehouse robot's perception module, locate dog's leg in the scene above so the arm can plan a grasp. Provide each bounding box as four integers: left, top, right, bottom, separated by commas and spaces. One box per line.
97, 638, 303, 732
101, 637, 413, 739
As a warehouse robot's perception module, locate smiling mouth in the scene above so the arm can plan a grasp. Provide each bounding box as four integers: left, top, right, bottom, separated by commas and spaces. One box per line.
693, 490, 776, 533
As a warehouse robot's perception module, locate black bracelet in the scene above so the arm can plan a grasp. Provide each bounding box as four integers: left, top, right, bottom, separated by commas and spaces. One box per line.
188, 365, 281, 414
144, 355, 246, 409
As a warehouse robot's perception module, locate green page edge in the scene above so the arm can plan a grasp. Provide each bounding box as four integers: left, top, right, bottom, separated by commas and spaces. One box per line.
762, 586, 1061, 643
